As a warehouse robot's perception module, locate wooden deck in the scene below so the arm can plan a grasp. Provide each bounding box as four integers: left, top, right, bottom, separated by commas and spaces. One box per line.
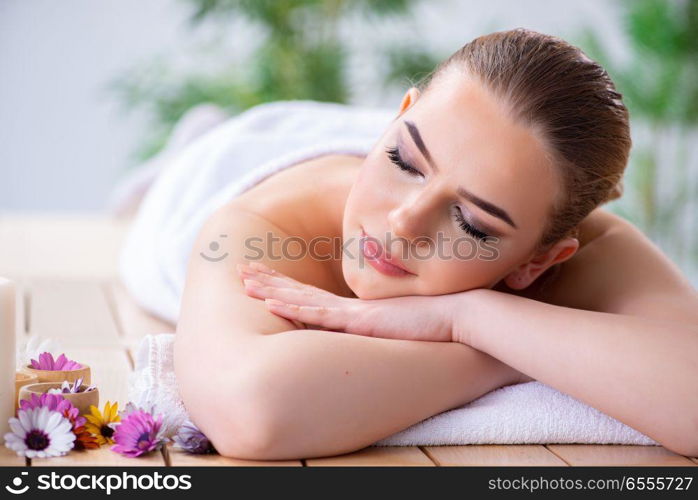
1, 213, 697, 467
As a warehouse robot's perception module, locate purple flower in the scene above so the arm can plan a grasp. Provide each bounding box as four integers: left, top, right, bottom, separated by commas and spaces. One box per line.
29, 352, 82, 371
47, 377, 96, 394
110, 410, 167, 458
19, 393, 86, 429
173, 420, 216, 454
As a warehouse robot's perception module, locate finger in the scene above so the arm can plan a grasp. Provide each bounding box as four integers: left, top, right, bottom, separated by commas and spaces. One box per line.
238, 278, 305, 330
238, 264, 337, 298
243, 279, 341, 307
264, 299, 353, 332
247, 261, 283, 276
245, 263, 337, 297
237, 263, 328, 294
289, 318, 307, 330
237, 262, 287, 282
238, 266, 305, 290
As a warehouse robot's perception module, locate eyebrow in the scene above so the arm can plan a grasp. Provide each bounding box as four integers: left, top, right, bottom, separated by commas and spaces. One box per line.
403, 120, 518, 230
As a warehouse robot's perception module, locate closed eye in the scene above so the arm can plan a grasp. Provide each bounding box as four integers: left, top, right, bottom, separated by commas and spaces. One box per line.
453, 206, 490, 241
385, 144, 491, 241
385, 145, 423, 176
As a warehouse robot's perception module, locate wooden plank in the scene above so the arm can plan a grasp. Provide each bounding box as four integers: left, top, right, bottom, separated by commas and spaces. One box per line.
423, 445, 567, 466
166, 443, 301, 466
105, 281, 175, 355
0, 445, 27, 466
0, 214, 130, 281
32, 446, 166, 466
29, 279, 122, 349
546, 445, 697, 466
306, 446, 434, 466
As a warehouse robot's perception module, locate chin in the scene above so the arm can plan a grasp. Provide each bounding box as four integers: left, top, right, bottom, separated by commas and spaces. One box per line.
347, 274, 404, 300
350, 285, 378, 300
341, 265, 380, 300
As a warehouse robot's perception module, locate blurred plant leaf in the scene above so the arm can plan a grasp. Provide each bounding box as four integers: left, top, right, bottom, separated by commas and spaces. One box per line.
382, 44, 442, 90
113, 0, 435, 162
577, 0, 698, 281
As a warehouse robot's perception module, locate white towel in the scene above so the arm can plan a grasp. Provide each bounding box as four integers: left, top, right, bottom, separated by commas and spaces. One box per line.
129, 334, 659, 446
120, 99, 659, 447
119, 99, 395, 325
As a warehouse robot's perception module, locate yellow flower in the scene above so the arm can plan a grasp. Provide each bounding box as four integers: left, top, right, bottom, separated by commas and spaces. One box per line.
84, 401, 120, 446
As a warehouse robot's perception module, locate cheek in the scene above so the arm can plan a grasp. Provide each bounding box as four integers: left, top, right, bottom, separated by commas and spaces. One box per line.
346, 162, 389, 213
421, 260, 484, 292
415, 244, 512, 293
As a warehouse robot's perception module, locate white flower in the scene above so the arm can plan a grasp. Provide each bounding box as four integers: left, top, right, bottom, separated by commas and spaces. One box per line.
16, 336, 63, 370
4, 406, 75, 458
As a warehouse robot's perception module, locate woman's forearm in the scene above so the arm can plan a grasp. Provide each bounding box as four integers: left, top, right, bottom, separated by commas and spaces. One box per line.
459, 289, 698, 456
176, 327, 521, 461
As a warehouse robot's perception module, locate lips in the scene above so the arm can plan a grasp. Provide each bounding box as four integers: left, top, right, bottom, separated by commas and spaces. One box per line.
359, 227, 414, 276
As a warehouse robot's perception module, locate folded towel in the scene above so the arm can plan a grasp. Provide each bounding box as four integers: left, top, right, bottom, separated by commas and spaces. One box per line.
130, 334, 659, 447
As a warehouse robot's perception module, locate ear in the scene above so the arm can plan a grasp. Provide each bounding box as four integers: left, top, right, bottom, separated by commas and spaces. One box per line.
398, 87, 421, 116
503, 236, 580, 290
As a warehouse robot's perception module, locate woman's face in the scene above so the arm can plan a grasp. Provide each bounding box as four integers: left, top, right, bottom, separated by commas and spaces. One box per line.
342, 72, 567, 299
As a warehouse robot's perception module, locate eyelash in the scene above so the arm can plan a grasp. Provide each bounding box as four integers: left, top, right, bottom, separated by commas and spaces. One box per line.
385, 145, 421, 176
384, 145, 491, 241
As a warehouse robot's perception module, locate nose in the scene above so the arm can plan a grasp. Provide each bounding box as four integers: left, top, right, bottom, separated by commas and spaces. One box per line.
387, 188, 441, 246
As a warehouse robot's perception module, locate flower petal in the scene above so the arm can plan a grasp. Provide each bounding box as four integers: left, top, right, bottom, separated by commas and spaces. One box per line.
40, 352, 54, 370
8, 418, 25, 437
54, 353, 68, 370
17, 409, 33, 433
89, 405, 103, 421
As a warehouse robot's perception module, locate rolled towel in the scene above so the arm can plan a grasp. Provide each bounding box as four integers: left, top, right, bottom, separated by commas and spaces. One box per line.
129, 333, 660, 447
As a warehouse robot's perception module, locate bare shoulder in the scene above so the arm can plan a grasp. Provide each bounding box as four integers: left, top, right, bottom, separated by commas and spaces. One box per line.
529, 207, 698, 323
176, 200, 335, 340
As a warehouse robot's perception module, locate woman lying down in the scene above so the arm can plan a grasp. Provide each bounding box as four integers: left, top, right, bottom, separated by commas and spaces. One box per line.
172, 29, 698, 460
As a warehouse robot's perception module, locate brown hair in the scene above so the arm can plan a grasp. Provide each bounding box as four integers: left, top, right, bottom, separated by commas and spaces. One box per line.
416, 28, 631, 254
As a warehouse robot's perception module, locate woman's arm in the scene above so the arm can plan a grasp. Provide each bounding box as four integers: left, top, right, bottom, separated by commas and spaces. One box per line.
462, 219, 698, 457
175, 203, 523, 460
463, 288, 698, 457
240, 217, 698, 456
205, 330, 522, 460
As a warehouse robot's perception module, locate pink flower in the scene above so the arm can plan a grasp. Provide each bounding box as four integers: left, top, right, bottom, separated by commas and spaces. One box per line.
110, 410, 167, 458
29, 352, 82, 371
19, 393, 86, 429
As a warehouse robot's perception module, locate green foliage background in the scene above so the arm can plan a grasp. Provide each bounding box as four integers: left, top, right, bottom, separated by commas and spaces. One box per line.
111, 0, 698, 281
110, 0, 441, 162
578, 0, 698, 276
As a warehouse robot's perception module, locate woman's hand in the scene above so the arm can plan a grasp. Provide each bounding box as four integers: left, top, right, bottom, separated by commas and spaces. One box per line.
236, 261, 469, 344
